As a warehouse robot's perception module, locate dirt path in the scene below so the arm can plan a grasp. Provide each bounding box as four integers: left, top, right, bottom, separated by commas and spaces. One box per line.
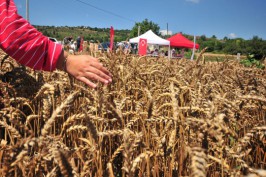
195, 52, 246, 59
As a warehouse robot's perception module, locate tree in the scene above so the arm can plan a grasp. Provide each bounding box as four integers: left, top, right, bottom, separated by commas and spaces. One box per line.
211, 35, 217, 39
200, 35, 207, 41
42, 30, 50, 37
223, 36, 228, 41
130, 19, 160, 38
246, 36, 266, 60
214, 40, 224, 52
223, 39, 241, 55
203, 40, 215, 52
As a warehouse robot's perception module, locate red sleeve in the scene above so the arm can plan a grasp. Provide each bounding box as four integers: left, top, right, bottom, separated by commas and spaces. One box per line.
0, 0, 62, 71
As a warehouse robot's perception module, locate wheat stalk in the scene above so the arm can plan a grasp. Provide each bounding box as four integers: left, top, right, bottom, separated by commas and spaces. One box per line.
41, 91, 80, 136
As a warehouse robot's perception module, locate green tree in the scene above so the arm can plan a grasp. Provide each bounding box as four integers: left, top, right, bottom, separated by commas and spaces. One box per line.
213, 40, 224, 52
211, 35, 217, 39
200, 35, 207, 41
246, 36, 266, 60
201, 40, 215, 52
42, 30, 50, 37
223, 39, 241, 55
223, 36, 228, 41
130, 19, 160, 38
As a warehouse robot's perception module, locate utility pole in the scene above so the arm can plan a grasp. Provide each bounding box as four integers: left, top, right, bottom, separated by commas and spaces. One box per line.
26, 0, 29, 21
167, 23, 168, 36
138, 26, 140, 36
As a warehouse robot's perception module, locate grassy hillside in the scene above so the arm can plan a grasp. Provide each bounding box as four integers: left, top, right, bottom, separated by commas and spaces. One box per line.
34, 25, 131, 43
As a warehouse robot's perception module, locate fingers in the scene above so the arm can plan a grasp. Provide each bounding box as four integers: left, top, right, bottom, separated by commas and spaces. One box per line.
87, 71, 107, 83
82, 60, 112, 88
89, 62, 112, 79
65, 55, 112, 88
78, 76, 97, 88
77, 71, 110, 89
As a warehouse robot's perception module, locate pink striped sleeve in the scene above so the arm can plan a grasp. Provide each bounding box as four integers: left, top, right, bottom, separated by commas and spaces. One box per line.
0, 0, 62, 71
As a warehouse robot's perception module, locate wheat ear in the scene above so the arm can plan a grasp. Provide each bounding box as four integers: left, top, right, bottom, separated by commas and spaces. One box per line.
52, 148, 74, 177
41, 91, 80, 136
189, 147, 207, 177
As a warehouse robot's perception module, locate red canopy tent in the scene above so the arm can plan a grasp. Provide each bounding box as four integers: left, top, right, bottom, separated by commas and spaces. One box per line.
167, 33, 200, 49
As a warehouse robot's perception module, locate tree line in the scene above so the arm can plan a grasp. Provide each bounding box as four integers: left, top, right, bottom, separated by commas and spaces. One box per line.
194, 35, 266, 60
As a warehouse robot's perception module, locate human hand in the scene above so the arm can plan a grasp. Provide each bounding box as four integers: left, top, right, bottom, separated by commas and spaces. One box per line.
56, 51, 112, 88
65, 54, 112, 88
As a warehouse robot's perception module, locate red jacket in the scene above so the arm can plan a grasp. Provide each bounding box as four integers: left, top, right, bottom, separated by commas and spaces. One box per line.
0, 0, 62, 71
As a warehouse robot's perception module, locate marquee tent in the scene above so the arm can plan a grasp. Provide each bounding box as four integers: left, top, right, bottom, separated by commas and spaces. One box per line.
129, 30, 170, 46
167, 33, 200, 49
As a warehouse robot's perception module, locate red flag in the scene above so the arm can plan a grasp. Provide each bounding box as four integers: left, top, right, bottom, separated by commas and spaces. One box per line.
110, 26, 115, 51
79, 36, 84, 52
138, 38, 147, 56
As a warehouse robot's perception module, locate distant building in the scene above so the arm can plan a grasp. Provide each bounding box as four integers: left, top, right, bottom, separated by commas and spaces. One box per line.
160, 30, 173, 36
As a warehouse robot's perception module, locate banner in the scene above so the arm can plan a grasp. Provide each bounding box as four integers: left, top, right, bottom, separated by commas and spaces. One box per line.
110, 26, 114, 51
138, 38, 147, 56
79, 36, 84, 52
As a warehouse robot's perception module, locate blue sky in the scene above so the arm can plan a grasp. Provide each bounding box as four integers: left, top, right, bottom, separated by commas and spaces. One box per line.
14, 0, 266, 40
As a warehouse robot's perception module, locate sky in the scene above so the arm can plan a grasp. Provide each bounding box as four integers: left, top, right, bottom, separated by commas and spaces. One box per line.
14, 0, 266, 40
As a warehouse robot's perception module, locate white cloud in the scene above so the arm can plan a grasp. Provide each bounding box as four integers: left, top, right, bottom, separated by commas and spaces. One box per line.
228, 33, 237, 38
160, 30, 173, 36
186, 0, 200, 3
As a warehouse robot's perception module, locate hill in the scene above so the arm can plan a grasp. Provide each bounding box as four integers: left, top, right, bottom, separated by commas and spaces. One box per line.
34, 25, 131, 43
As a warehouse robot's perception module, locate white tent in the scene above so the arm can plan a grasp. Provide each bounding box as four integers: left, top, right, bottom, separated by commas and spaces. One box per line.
129, 30, 170, 45
129, 30, 170, 58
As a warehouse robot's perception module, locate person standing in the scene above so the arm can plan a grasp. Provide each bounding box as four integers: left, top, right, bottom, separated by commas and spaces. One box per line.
0, 0, 112, 88
76, 36, 81, 52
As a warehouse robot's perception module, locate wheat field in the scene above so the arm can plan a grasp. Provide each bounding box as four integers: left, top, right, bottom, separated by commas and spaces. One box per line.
0, 49, 265, 177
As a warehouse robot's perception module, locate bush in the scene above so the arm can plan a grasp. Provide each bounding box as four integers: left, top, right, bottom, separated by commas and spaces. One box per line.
240, 54, 265, 69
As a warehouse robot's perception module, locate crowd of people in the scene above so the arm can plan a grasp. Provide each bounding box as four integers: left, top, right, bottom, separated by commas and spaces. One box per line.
60, 35, 186, 59
63, 36, 83, 54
